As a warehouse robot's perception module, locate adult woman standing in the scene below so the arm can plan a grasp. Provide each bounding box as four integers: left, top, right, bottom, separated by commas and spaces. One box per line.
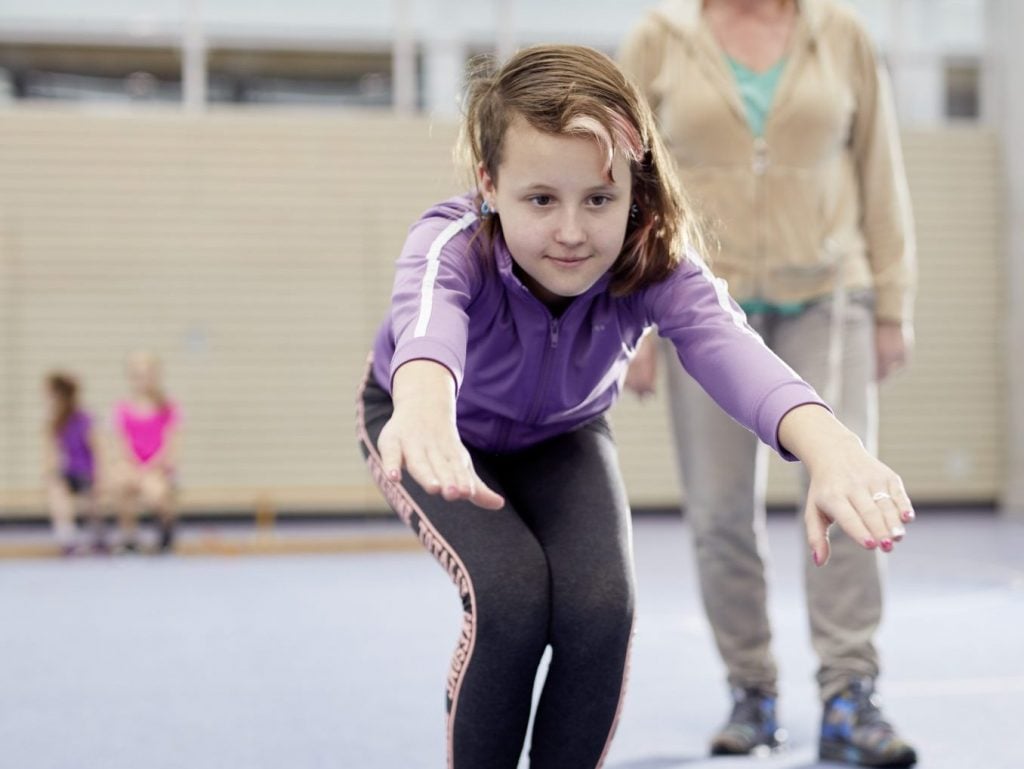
621, 1, 917, 765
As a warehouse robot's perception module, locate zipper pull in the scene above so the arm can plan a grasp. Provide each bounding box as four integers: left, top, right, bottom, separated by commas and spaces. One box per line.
752, 137, 768, 175
550, 319, 560, 348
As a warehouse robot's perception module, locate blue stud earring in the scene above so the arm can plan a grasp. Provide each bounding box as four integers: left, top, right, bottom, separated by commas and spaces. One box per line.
481, 199, 493, 217
630, 202, 640, 221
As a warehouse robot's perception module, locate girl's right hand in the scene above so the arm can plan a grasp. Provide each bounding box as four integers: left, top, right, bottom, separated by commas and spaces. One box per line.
378, 360, 504, 510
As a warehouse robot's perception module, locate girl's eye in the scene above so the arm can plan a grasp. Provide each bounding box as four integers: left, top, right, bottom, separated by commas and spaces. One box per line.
589, 195, 612, 207
529, 195, 553, 207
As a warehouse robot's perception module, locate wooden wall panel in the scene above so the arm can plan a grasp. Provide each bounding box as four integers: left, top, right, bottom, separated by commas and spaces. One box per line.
0, 109, 1003, 515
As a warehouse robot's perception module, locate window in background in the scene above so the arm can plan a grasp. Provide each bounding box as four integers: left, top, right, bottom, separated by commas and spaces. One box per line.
1, 44, 181, 103
945, 58, 980, 120
207, 49, 394, 107
0, 42, 399, 108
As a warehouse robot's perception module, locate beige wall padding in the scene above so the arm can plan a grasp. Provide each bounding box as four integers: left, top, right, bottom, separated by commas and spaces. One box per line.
0, 109, 1003, 516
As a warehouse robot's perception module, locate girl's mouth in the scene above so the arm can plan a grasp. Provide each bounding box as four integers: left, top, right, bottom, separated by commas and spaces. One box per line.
547, 255, 589, 267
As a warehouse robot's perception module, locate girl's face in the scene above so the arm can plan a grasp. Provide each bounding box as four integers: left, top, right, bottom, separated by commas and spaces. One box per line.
127, 355, 160, 397
477, 118, 632, 308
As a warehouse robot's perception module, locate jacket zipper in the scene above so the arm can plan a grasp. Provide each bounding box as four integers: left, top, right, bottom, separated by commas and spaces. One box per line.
493, 315, 560, 453
752, 135, 768, 298
523, 316, 561, 426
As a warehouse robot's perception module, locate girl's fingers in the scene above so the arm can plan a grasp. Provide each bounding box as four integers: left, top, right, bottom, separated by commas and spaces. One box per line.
469, 477, 505, 510
440, 453, 505, 510
427, 447, 472, 501
377, 429, 404, 482
404, 444, 444, 495
850, 489, 897, 550
384, 425, 504, 511
442, 449, 505, 510
425, 445, 504, 510
804, 503, 832, 567
890, 479, 916, 524
815, 494, 876, 553
445, 451, 478, 500
871, 488, 907, 543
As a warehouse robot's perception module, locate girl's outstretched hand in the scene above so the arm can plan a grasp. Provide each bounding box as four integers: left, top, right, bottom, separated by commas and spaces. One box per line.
778, 404, 915, 567
378, 360, 504, 510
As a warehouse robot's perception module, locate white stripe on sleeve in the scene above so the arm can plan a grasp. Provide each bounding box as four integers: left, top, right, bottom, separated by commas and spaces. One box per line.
413, 212, 478, 338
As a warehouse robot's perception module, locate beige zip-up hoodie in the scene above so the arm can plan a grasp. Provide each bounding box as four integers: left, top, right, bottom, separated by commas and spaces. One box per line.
620, 0, 916, 324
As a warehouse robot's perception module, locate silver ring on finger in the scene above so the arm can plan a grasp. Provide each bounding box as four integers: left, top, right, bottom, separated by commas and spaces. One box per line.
871, 491, 893, 502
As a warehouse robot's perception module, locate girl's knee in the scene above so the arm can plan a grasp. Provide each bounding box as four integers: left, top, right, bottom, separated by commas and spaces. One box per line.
140, 473, 172, 506
109, 464, 139, 494
473, 565, 551, 651
556, 585, 635, 655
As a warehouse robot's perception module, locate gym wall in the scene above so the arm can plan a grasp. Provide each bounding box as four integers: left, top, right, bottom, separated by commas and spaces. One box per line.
0, 108, 1003, 516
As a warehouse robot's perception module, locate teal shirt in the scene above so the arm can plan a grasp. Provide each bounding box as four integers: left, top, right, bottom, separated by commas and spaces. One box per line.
726, 55, 786, 139
726, 55, 807, 316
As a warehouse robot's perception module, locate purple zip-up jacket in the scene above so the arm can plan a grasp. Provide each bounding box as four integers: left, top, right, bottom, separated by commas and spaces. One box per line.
372, 194, 827, 457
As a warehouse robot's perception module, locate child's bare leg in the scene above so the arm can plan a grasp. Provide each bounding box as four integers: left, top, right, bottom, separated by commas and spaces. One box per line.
80, 490, 108, 551
142, 471, 176, 552
46, 478, 78, 553
114, 466, 142, 549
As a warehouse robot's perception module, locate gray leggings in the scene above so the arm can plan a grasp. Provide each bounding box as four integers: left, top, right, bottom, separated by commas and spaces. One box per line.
357, 368, 636, 769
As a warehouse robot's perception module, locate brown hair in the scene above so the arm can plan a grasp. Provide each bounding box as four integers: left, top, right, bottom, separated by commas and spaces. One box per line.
457, 44, 704, 295
46, 372, 78, 436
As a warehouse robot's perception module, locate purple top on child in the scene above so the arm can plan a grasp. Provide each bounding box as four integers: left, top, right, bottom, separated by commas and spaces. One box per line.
59, 411, 94, 482
373, 194, 828, 455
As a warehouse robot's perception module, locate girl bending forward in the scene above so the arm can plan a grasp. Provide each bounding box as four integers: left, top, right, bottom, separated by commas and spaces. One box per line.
356, 44, 914, 769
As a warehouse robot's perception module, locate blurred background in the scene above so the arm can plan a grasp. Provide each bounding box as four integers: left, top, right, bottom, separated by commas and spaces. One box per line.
2, 3, 1023, 768
1, 0, 1021, 524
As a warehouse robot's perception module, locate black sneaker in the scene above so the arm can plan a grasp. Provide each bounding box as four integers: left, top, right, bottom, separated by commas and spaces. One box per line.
710, 687, 786, 756
90, 539, 111, 555
820, 678, 917, 767
157, 522, 176, 553
117, 539, 140, 554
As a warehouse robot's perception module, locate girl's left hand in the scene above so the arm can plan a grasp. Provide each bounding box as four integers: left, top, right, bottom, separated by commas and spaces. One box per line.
779, 405, 915, 566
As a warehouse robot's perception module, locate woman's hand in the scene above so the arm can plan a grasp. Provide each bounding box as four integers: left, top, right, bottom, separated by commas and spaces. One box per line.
779, 404, 915, 566
624, 333, 659, 398
876, 320, 913, 382
377, 360, 504, 510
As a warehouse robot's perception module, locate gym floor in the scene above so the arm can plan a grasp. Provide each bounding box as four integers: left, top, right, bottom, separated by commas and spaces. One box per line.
1, 510, 1021, 768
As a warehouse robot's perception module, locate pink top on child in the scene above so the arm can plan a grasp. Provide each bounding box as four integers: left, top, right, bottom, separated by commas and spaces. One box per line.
115, 400, 180, 465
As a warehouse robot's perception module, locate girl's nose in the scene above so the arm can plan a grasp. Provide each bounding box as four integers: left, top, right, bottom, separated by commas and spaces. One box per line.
554, 211, 586, 246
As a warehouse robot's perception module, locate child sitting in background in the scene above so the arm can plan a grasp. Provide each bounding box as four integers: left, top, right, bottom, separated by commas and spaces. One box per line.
44, 372, 105, 555
109, 352, 181, 553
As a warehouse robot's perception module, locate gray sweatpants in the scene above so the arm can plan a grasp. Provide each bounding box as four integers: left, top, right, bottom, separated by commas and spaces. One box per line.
663, 294, 883, 702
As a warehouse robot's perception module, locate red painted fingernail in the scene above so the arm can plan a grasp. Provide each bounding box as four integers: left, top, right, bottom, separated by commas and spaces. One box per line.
812, 550, 821, 567
880, 539, 893, 552
902, 510, 916, 522
863, 538, 877, 549
388, 469, 399, 480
